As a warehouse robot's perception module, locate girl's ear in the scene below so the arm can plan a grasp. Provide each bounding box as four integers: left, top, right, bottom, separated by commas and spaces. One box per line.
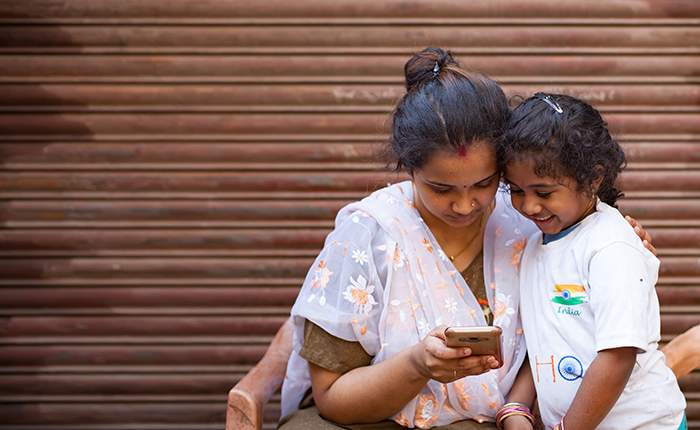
591, 165, 605, 192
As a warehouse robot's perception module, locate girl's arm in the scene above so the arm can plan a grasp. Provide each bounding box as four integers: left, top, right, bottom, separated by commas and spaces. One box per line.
503, 360, 536, 430
308, 325, 499, 425
560, 347, 637, 430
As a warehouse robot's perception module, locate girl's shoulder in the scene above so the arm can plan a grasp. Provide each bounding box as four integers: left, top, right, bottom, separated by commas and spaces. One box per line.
577, 203, 657, 261
585, 203, 637, 242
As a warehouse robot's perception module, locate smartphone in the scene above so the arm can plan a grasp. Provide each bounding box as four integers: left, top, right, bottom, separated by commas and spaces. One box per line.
444, 326, 503, 368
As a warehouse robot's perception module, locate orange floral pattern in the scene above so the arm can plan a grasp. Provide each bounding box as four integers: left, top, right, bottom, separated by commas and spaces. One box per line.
310, 260, 332, 290
422, 238, 434, 253
453, 380, 473, 411
509, 238, 527, 267
414, 395, 439, 428
395, 413, 409, 427
343, 275, 378, 316
493, 293, 515, 327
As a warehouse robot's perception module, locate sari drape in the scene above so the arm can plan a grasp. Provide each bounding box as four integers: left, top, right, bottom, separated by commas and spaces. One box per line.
281, 181, 536, 428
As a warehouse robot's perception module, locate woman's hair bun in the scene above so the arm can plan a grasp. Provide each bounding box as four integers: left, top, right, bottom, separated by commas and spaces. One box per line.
404, 47, 458, 92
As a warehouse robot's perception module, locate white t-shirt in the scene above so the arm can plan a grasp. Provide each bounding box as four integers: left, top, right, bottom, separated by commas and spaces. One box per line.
519, 201, 685, 429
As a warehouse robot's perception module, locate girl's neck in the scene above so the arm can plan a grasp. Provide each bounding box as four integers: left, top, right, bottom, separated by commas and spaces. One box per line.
568, 195, 598, 230
543, 196, 598, 244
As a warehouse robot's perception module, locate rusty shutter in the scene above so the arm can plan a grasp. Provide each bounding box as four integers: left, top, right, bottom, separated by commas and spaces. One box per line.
0, 1, 698, 429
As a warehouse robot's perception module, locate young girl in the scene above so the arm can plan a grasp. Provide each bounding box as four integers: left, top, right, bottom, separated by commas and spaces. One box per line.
496, 93, 687, 430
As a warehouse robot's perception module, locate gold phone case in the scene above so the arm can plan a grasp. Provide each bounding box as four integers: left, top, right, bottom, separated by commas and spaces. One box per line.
444, 326, 503, 367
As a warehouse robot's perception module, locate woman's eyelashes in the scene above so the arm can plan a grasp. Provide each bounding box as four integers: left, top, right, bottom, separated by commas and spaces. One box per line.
474, 179, 494, 189
429, 178, 495, 195
432, 187, 450, 194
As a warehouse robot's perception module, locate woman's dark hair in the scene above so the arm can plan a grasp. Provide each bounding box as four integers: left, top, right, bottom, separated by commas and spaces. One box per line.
383, 47, 509, 174
498, 93, 626, 206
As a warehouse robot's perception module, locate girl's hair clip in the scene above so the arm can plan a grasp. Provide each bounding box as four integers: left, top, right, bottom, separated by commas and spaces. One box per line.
534, 92, 563, 114
432, 61, 440, 76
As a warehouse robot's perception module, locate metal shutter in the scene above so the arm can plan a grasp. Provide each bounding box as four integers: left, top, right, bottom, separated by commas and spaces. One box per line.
0, 1, 698, 429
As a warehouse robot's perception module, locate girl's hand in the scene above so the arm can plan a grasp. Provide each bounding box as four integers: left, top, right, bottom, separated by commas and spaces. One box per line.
625, 215, 657, 256
503, 414, 535, 430
409, 325, 499, 383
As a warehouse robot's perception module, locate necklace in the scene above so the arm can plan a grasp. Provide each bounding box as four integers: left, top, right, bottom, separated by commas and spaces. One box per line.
449, 212, 484, 261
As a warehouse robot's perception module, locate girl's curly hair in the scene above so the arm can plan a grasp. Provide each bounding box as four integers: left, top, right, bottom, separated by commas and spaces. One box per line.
497, 93, 626, 207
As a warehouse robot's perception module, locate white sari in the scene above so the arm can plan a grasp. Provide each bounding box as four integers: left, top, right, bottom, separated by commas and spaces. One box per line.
281, 181, 536, 428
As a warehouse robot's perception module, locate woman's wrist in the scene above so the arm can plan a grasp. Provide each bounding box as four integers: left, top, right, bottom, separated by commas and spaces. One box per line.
404, 341, 433, 382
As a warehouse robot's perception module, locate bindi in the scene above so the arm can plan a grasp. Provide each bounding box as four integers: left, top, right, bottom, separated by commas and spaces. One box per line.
458, 145, 467, 157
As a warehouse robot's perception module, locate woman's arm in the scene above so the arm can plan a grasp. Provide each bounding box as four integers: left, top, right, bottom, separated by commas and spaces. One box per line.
309, 325, 499, 425
559, 347, 636, 430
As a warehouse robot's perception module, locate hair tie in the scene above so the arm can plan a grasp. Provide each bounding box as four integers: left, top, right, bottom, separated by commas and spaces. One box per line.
534, 92, 563, 114
432, 61, 440, 76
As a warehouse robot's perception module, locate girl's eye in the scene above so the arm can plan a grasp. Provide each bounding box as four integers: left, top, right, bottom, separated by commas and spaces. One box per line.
474, 180, 493, 189
432, 187, 450, 194
509, 188, 524, 195
537, 192, 552, 198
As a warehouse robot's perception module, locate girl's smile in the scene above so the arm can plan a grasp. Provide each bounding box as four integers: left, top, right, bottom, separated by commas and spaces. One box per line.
504, 158, 602, 235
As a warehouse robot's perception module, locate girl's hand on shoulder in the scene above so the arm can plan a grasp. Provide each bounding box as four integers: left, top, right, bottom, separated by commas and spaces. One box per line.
625, 215, 657, 256
409, 325, 498, 383
503, 415, 534, 430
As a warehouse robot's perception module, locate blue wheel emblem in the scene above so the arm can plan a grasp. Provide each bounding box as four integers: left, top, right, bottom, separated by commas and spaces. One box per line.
558, 356, 583, 381
561, 289, 571, 300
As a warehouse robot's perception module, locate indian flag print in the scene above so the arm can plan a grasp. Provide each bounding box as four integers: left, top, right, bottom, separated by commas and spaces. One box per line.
550, 284, 588, 306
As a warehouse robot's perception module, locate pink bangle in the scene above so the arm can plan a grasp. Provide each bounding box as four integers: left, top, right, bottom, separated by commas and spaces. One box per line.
496, 404, 534, 430
553, 415, 566, 430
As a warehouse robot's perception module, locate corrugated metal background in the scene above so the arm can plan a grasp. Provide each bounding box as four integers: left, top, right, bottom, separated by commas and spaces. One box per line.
0, 1, 698, 429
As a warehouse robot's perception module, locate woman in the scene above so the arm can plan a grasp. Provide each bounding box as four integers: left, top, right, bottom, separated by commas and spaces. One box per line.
278, 48, 655, 429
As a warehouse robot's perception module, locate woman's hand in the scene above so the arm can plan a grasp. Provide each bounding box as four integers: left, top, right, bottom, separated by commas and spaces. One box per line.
309, 324, 498, 424
409, 325, 499, 383
625, 215, 657, 256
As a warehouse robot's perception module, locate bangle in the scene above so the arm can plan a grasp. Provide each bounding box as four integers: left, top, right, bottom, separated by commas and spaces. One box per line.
553, 415, 566, 430
503, 402, 529, 409
496, 403, 534, 430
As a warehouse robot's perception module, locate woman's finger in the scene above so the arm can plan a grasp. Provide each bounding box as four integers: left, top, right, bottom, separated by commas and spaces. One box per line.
437, 356, 496, 382
641, 239, 657, 257
626, 215, 657, 257
429, 325, 472, 359
460, 354, 498, 371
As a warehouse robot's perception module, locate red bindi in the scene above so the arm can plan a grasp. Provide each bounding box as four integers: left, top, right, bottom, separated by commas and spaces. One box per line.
458, 145, 467, 157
